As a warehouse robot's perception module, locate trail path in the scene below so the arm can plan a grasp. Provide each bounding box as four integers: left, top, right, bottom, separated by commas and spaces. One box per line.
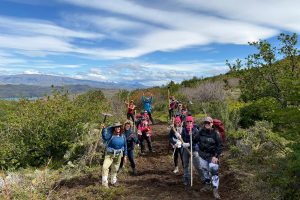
118, 122, 239, 200
52, 122, 240, 199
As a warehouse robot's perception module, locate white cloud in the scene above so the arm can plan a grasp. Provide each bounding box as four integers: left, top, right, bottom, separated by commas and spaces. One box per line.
0, 16, 103, 39
73, 61, 228, 86
60, 0, 279, 58
23, 69, 41, 74
177, 0, 300, 32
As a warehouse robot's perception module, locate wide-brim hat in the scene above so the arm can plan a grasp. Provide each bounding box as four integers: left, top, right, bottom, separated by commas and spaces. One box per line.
111, 122, 122, 128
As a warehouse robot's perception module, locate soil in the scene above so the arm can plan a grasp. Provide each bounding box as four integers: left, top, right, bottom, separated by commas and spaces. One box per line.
51, 122, 241, 200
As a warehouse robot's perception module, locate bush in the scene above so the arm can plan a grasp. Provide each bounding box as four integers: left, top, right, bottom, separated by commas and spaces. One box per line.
0, 90, 109, 169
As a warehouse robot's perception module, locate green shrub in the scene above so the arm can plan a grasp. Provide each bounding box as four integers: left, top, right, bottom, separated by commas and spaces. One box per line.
0, 90, 109, 169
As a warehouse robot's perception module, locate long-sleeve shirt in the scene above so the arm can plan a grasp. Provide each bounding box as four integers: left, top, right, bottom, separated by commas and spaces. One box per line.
102, 126, 128, 156
181, 125, 199, 151
141, 96, 153, 113
123, 128, 139, 151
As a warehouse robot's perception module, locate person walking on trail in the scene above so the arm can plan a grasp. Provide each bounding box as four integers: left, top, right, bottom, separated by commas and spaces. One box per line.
180, 105, 188, 127
141, 92, 154, 124
118, 120, 139, 176
180, 115, 203, 186
101, 122, 127, 188
169, 116, 183, 173
194, 117, 224, 199
137, 118, 154, 155
125, 100, 136, 122
168, 96, 178, 123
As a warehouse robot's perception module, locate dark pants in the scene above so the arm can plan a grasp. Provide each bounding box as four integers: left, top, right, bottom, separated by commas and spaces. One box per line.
119, 149, 136, 170
169, 109, 174, 120
140, 133, 152, 152
127, 113, 135, 122
148, 112, 154, 124
173, 147, 183, 167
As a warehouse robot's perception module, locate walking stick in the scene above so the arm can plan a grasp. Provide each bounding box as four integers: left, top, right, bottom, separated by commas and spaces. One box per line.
89, 112, 112, 166
190, 128, 193, 187
134, 110, 136, 132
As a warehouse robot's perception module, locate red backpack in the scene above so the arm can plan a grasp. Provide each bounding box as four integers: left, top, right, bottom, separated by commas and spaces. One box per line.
213, 119, 225, 142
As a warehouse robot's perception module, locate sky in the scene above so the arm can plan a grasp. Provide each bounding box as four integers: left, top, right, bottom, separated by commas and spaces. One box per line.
0, 0, 300, 86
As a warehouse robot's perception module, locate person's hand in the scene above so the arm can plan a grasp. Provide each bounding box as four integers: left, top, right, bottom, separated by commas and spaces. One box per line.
100, 123, 105, 128
124, 156, 127, 163
211, 156, 218, 164
182, 143, 190, 148
130, 134, 134, 138
175, 132, 181, 138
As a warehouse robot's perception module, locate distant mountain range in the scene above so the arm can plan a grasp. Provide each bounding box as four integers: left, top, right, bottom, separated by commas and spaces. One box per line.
0, 74, 146, 98
0, 74, 145, 88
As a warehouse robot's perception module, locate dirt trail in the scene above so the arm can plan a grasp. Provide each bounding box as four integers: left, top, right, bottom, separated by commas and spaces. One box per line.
118, 122, 239, 200
52, 122, 240, 199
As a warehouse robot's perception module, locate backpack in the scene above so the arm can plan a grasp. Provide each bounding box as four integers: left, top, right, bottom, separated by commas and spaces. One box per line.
213, 119, 225, 142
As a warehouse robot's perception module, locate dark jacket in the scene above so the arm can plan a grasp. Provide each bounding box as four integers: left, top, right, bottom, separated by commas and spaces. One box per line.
181, 124, 199, 151
123, 128, 139, 151
169, 127, 182, 146
193, 127, 224, 160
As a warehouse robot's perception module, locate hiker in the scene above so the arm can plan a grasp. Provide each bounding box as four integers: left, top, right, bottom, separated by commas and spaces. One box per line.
137, 118, 154, 154
180, 115, 203, 186
141, 92, 154, 124
194, 117, 224, 199
168, 96, 178, 122
101, 122, 127, 188
125, 100, 136, 122
169, 116, 183, 173
118, 120, 139, 175
174, 102, 183, 118
180, 105, 188, 127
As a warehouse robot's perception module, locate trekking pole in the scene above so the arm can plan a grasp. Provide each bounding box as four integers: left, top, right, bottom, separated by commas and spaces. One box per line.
167, 87, 170, 122
89, 112, 112, 166
190, 129, 193, 187
134, 110, 136, 133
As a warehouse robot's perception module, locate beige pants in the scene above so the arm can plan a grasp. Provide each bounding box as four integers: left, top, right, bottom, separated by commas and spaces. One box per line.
102, 152, 122, 184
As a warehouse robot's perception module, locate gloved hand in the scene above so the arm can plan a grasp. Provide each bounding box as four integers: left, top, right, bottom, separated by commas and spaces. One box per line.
182, 143, 190, 148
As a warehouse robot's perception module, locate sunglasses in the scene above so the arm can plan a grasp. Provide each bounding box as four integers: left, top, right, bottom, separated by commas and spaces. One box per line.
204, 121, 212, 124
186, 121, 193, 123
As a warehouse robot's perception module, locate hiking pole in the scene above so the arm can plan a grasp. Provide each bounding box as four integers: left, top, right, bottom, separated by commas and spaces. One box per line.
190, 128, 193, 187
134, 110, 136, 132
89, 112, 112, 166
167, 87, 170, 123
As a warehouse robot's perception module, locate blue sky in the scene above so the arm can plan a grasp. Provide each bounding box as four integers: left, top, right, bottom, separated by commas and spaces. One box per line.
0, 0, 299, 86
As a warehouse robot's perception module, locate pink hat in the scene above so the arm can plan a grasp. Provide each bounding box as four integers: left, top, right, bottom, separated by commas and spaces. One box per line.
186, 116, 193, 122
174, 116, 181, 123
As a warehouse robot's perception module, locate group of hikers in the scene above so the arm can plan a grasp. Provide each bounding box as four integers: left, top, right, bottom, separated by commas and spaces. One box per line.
100, 93, 224, 199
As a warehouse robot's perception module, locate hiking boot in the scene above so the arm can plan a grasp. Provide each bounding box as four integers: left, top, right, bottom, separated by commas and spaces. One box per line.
173, 166, 179, 173
102, 181, 109, 188
213, 188, 221, 199
200, 183, 211, 192
132, 168, 137, 176
111, 182, 120, 187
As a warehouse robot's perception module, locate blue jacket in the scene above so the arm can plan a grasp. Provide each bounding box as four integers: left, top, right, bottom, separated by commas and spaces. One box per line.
181, 124, 199, 151
142, 96, 153, 113
123, 128, 139, 151
102, 126, 128, 156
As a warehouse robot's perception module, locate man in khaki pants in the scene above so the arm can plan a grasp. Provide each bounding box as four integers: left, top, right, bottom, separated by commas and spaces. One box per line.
102, 122, 127, 188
